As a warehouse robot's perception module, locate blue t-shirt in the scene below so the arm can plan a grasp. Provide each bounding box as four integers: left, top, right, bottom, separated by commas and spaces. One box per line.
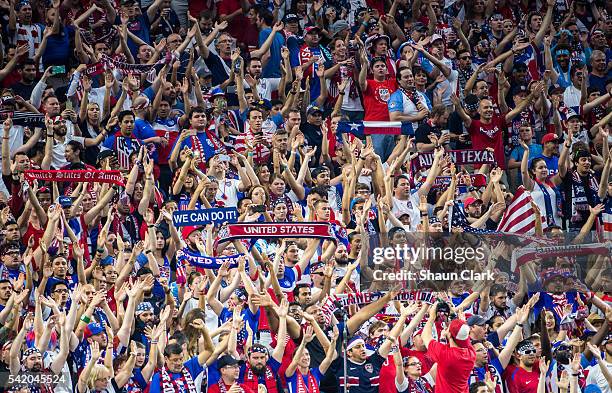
510, 143, 543, 181
532, 153, 559, 176
149, 356, 205, 393
219, 306, 260, 340
286, 367, 323, 393
259, 28, 285, 78
42, 26, 74, 67
116, 15, 151, 56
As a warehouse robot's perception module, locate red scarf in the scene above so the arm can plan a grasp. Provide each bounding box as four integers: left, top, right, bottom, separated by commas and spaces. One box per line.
159, 365, 197, 393
295, 369, 319, 393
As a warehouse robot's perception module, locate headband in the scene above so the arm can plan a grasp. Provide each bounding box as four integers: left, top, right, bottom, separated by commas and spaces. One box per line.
556, 49, 570, 56
347, 337, 366, 350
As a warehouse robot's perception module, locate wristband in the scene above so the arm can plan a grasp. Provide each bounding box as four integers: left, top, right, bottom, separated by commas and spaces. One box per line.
420, 213, 427, 217
96, 248, 105, 253
46, 134, 54, 137
339, 92, 345, 95
145, 250, 152, 254
516, 323, 524, 327
151, 340, 159, 344
80, 315, 91, 324
572, 373, 580, 377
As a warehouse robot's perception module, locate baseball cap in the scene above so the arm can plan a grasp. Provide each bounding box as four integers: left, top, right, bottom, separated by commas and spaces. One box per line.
304, 26, 321, 35
541, 133, 559, 144
120, 0, 135, 5
255, 99, 272, 110
330, 20, 350, 37
467, 315, 488, 326
97, 149, 116, 164
284, 13, 299, 22
464, 197, 483, 208
182, 226, 201, 239
566, 109, 581, 120
448, 319, 470, 348
412, 22, 428, 32
430, 34, 444, 43
210, 87, 225, 98
307, 104, 323, 115
217, 355, 242, 369
58, 196, 73, 208
83, 322, 105, 339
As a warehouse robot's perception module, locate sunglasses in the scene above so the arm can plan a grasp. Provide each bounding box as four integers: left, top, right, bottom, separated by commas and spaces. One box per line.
459, 56, 471, 60
519, 349, 537, 355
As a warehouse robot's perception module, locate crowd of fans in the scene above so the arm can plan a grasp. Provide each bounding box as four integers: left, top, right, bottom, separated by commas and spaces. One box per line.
0, 0, 611, 392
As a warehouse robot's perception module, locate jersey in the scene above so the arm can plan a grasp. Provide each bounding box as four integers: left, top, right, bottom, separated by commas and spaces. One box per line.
363, 79, 398, 121
339, 352, 386, 393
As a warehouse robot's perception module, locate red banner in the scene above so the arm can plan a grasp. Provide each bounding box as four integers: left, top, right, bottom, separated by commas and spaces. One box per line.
24, 170, 125, 186
218, 222, 335, 243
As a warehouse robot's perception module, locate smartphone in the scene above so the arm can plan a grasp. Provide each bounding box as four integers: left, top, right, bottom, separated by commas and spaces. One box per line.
252, 205, 266, 213
219, 154, 230, 162
65, 100, 73, 110
233, 58, 242, 73
52, 65, 66, 75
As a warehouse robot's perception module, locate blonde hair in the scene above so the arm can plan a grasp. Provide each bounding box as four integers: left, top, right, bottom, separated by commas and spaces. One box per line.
88, 364, 110, 389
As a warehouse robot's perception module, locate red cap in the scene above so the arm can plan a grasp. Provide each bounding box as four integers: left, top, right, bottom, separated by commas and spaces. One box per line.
463, 197, 482, 208
541, 133, 559, 144
181, 226, 200, 239
448, 319, 471, 348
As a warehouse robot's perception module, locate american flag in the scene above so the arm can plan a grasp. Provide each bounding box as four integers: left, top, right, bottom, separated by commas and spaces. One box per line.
450, 201, 496, 234
497, 186, 546, 234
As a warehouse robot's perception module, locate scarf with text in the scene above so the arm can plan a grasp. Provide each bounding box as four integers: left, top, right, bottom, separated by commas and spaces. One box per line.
320, 291, 436, 324
0, 110, 45, 128
511, 243, 612, 271
296, 369, 320, 393
217, 222, 335, 243
176, 248, 243, 270
160, 365, 197, 393
24, 169, 125, 186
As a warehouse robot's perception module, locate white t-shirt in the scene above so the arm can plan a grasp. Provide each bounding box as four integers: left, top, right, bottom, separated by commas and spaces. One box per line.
586, 359, 612, 393
51, 124, 84, 169
392, 192, 421, 231
256, 77, 281, 100
216, 178, 240, 207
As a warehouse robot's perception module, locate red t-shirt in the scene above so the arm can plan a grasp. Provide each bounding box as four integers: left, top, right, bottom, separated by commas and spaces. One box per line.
468, 116, 507, 169
427, 340, 476, 393
363, 79, 398, 121
503, 361, 540, 393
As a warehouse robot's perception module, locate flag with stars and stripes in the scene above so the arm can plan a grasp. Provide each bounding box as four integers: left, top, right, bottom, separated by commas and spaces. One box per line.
337, 121, 414, 138
449, 201, 497, 234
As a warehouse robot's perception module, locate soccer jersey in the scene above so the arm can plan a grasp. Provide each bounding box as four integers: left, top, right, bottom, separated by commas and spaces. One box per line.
339, 352, 386, 393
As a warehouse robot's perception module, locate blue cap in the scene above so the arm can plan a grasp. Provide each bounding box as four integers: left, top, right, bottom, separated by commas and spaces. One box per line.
255, 99, 272, 110
58, 196, 72, 208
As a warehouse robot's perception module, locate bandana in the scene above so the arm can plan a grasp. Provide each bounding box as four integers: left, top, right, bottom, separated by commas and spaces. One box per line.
517, 341, 537, 355
234, 288, 248, 302
136, 302, 153, 315
22, 347, 41, 360
248, 344, 268, 356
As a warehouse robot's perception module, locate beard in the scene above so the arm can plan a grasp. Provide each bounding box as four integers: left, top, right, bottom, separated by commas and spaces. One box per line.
251, 363, 267, 375
30, 363, 42, 372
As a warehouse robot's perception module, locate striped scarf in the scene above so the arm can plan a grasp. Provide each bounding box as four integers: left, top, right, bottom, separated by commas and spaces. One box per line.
160, 365, 197, 393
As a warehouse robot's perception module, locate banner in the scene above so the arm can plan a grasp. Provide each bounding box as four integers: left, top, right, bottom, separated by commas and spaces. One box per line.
511, 243, 612, 272
24, 170, 125, 186
173, 208, 238, 227
217, 222, 335, 243
432, 174, 487, 188
176, 248, 243, 270
320, 291, 436, 324
413, 149, 496, 171
0, 110, 45, 128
